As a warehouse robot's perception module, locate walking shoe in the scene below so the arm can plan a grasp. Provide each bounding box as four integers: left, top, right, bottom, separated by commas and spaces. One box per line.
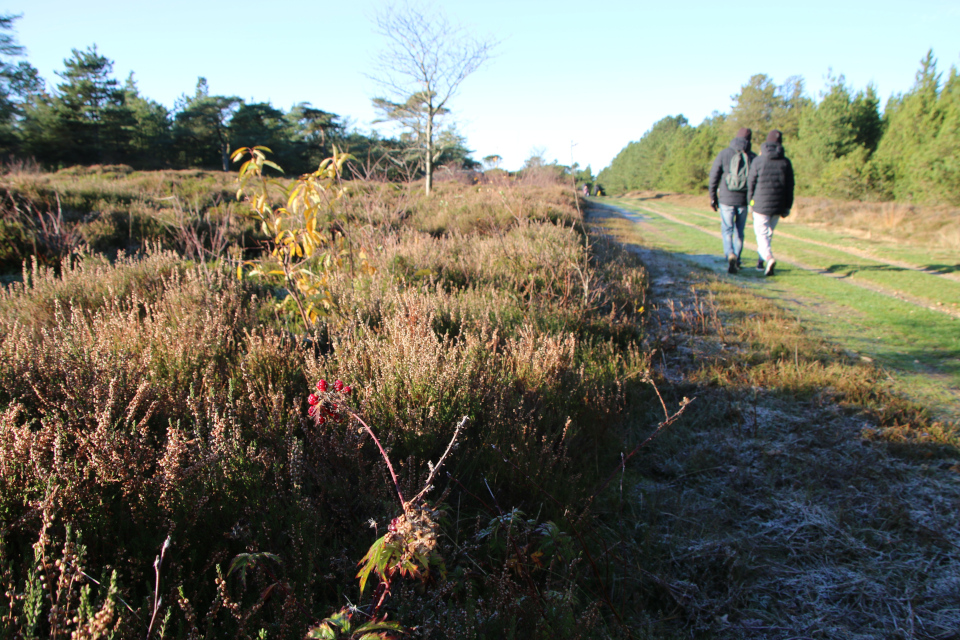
756, 258, 765, 271
727, 254, 739, 274
764, 258, 776, 277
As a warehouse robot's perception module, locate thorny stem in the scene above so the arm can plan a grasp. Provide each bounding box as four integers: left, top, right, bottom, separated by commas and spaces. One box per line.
346, 410, 469, 510
649, 373, 671, 421
346, 409, 406, 507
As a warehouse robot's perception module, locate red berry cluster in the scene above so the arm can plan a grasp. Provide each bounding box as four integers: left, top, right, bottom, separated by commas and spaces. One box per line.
307, 379, 352, 425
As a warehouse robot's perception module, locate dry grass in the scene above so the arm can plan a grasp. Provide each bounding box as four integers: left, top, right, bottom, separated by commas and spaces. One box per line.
0, 165, 256, 269
792, 197, 960, 250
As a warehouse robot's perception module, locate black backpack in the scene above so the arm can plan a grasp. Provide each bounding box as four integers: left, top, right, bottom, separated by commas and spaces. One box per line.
724, 151, 749, 192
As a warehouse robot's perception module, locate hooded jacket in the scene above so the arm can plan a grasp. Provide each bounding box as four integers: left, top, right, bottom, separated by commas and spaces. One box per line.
708, 136, 755, 207
747, 141, 795, 216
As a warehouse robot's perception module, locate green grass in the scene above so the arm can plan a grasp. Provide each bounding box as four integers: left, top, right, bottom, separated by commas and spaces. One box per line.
615, 199, 960, 305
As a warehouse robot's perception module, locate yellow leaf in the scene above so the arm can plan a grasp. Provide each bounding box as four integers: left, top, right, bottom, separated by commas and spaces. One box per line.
237, 264, 244, 280
263, 160, 284, 174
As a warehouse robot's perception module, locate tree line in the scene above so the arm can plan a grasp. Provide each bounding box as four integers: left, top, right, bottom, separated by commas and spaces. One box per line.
597, 51, 960, 205
0, 15, 476, 177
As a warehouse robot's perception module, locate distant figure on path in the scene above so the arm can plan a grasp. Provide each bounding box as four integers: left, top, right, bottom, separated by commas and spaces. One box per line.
708, 127, 755, 274
748, 129, 795, 277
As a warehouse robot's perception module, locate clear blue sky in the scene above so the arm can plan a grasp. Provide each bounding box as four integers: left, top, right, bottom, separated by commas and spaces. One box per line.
9, 0, 960, 172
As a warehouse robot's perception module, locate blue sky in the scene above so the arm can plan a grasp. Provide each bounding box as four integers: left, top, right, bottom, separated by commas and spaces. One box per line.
9, 0, 960, 172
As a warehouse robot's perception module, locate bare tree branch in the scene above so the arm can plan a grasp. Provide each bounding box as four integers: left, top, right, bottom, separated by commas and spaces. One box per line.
368, 2, 497, 195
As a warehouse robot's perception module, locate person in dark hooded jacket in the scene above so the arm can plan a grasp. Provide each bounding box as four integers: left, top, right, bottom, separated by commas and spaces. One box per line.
748, 129, 794, 277
708, 127, 755, 274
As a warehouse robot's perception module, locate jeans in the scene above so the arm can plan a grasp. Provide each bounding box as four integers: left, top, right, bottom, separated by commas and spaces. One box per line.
752, 211, 780, 261
719, 204, 748, 260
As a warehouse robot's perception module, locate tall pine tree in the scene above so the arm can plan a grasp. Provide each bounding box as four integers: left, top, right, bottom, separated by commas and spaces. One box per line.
52, 46, 134, 165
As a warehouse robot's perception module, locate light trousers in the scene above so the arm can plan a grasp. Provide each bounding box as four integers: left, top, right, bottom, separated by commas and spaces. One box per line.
752, 211, 780, 261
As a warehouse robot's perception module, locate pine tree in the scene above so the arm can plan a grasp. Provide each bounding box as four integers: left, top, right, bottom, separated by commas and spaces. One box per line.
727, 74, 811, 141
123, 73, 171, 167
794, 74, 882, 197
911, 65, 960, 204
230, 102, 291, 168
660, 115, 724, 193
0, 13, 42, 155
873, 50, 944, 201
284, 103, 344, 173
172, 78, 241, 170
597, 115, 687, 194
52, 46, 134, 165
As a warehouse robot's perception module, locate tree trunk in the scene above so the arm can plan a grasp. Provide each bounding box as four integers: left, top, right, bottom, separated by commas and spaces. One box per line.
221, 140, 230, 171
425, 111, 433, 196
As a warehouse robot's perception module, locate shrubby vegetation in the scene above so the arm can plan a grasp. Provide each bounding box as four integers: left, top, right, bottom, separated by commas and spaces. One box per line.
0, 157, 664, 637
598, 51, 960, 204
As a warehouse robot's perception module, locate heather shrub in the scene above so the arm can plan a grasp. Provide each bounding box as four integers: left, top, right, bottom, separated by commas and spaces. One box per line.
0, 169, 654, 638
0, 168, 258, 273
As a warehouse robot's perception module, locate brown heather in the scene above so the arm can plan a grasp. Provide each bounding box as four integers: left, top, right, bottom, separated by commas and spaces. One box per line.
0, 173, 655, 638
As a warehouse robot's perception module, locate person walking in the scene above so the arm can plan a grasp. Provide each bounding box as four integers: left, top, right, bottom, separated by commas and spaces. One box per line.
708, 127, 755, 274
748, 129, 795, 277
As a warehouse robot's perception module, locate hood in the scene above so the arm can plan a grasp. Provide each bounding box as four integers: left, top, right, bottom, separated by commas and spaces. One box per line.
731, 136, 752, 154
760, 141, 784, 159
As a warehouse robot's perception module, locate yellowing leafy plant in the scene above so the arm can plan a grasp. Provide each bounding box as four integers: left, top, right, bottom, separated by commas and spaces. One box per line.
305, 609, 402, 640
232, 145, 373, 327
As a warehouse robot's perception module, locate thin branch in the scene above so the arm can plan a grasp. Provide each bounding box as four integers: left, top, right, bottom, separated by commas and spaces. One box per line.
411, 416, 468, 505
594, 388, 695, 497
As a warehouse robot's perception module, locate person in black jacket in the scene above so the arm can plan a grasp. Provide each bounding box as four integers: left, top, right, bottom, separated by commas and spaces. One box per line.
748, 129, 794, 277
708, 128, 755, 274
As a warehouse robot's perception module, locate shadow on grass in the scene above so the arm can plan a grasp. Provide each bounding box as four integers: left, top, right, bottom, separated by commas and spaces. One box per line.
823, 263, 909, 277
824, 262, 960, 278
924, 263, 960, 275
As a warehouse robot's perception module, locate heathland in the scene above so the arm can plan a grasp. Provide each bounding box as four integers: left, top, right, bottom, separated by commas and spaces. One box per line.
0, 161, 957, 639
1, 15, 959, 639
